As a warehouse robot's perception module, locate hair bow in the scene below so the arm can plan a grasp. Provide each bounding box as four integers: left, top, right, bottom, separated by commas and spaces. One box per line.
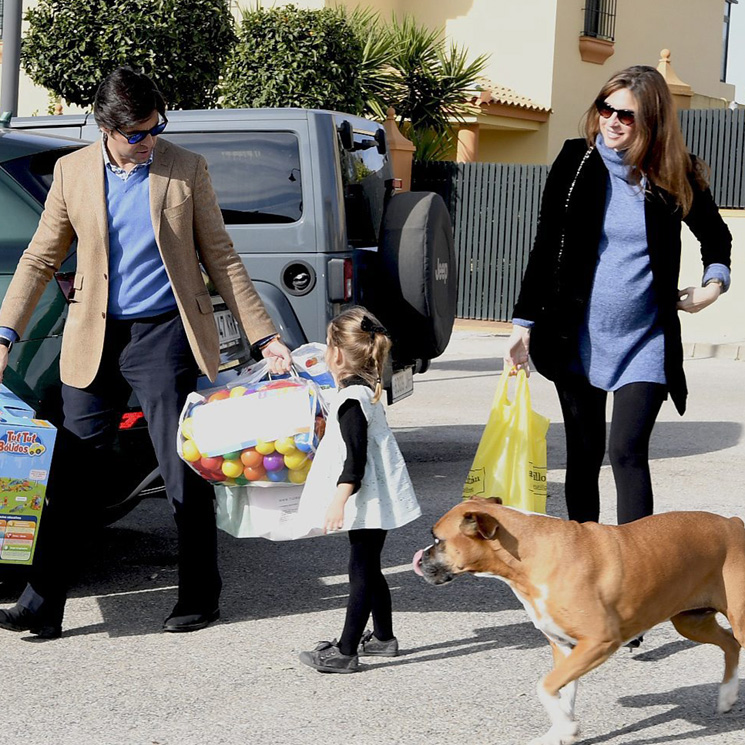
360, 315, 389, 339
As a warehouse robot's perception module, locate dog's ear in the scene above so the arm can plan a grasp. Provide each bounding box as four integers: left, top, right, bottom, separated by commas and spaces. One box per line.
461, 511, 499, 540
484, 496, 503, 505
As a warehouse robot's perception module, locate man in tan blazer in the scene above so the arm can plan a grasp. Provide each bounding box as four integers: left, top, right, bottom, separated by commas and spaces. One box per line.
0, 68, 291, 638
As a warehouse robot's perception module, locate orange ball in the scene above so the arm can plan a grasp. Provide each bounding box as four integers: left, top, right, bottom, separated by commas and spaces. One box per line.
240, 448, 263, 468
243, 465, 267, 482
208, 389, 230, 403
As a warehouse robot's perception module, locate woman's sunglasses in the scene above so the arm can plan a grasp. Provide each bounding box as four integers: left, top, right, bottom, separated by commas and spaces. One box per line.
595, 99, 635, 127
115, 117, 168, 144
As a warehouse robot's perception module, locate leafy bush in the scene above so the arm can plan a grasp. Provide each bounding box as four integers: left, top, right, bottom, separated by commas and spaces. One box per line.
21, 0, 237, 109
221, 4, 365, 112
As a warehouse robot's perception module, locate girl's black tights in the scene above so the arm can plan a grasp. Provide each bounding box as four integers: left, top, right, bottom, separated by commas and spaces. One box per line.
338, 529, 393, 657
555, 378, 667, 525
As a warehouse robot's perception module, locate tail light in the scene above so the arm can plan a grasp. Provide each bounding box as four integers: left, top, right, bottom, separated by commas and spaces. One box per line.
327, 258, 354, 302
119, 411, 145, 430
343, 258, 353, 302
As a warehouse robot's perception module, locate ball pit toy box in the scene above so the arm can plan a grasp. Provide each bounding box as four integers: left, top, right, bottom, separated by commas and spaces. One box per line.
178, 375, 327, 488
0, 385, 57, 565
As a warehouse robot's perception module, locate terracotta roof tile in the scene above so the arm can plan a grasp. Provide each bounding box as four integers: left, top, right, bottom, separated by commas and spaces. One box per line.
470, 79, 551, 113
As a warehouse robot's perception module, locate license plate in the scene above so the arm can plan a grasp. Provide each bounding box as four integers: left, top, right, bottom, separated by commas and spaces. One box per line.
214, 309, 241, 349
389, 366, 414, 404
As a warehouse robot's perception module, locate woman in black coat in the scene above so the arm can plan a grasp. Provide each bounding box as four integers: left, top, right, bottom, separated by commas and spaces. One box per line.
505, 65, 732, 525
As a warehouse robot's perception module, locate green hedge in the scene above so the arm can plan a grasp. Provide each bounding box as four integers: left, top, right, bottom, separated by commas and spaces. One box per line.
21, 0, 237, 109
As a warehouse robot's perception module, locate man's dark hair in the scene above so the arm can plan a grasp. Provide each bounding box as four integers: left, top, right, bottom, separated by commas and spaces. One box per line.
93, 67, 166, 130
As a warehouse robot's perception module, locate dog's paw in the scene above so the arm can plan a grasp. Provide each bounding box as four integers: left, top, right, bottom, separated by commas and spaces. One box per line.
717, 676, 739, 714
527, 722, 580, 745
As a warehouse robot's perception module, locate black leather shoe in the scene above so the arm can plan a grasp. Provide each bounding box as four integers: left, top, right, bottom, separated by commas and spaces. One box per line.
163, 606, 220, 633
0, 604, 62, 639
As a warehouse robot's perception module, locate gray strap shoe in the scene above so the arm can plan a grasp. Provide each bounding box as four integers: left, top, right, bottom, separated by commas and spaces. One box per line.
299, 640, 360, 673
358, 630, 399, 657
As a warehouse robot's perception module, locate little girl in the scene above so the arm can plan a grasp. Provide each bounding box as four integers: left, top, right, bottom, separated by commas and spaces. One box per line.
297, 306, 421, 674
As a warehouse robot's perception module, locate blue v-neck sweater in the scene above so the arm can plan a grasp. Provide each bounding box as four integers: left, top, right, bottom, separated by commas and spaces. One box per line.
105, 166, 177, 318
577, 135, 666, 390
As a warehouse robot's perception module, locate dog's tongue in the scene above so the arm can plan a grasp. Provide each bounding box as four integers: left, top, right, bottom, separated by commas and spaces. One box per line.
412, 549, 424, 576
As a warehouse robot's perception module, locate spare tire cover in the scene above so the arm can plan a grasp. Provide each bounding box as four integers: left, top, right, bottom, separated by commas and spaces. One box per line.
362, 191, 456, 362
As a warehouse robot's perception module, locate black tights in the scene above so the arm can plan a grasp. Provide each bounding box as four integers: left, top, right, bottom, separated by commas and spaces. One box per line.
338, 529, 393, 656
555, 378, 667, 525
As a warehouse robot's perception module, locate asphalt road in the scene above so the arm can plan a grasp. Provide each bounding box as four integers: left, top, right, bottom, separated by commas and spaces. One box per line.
2, 328, 745, 745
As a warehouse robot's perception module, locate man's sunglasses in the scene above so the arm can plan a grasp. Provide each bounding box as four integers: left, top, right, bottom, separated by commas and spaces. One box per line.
115, 116, 168, 144
595, 100, 635, 127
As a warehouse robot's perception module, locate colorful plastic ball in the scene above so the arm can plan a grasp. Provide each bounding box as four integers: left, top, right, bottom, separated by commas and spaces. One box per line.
255, 439, 276, 455
284, 451, 310, 471
208, 389, 230, 403
229, 386, 248, 398
263, 453, 285, 472
221, 459, 244, 479
265, 467, 289, 483
234, 475, 249, 486
222, 450, 241, 461
274, 436, 297, 455
288, 466, 310, 484
243, 465, 267, 482
182, 439, 201, 462
181, 417, 195, 440
315, 417, 326, 439
240, 448, 263, 468
200, 455, 224, 473
294, 432, 315, 453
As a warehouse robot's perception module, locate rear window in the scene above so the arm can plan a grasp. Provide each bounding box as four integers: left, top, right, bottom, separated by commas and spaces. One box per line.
1, 147, 78, 205
0, 169, 45, 272
164, 132, 303, 225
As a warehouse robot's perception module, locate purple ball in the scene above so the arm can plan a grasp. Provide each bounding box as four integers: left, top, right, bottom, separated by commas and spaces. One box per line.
263, 453, 285, 471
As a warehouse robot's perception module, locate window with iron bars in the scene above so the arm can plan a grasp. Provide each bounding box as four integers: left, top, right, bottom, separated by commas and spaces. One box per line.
583, 0, 617, 42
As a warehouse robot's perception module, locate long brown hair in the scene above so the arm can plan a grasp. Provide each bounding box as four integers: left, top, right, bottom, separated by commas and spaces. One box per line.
327, 306, 392, 403
583, 65, 707, 214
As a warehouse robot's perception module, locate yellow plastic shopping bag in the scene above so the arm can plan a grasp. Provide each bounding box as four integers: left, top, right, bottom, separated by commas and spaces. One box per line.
462, 369, 549, 512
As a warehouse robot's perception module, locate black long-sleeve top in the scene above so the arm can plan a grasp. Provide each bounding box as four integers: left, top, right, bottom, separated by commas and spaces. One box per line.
336, 376, 370, 491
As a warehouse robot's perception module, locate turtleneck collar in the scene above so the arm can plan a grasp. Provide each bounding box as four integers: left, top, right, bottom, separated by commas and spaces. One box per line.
595, 133, 633, 182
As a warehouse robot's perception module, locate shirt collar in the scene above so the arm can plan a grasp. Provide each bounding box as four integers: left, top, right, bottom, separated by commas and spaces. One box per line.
101, 136, 154, 181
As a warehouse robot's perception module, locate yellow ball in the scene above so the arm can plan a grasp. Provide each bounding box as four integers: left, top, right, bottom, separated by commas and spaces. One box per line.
288, 466, 310, 484
275, 437, 297, 455
255, 439, 276, 455
229, 386, 248, 398
221, 459, 244, 479
181, 417, 195, 440
182, 439, 201, 462
284, 451, 310, 471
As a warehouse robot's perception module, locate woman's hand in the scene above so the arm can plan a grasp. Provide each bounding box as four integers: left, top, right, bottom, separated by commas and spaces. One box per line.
504, 325, 531, 376
677, 283, 722, 314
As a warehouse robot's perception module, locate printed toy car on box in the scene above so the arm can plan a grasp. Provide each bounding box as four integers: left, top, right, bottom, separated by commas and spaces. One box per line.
0, 385, 57, 565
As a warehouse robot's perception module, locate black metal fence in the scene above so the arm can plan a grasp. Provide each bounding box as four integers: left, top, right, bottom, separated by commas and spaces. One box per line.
413, 162, 547, 321
680, 108, 745, 210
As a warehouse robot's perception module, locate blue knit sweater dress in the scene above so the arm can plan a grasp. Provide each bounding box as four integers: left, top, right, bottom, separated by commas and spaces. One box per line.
577, 135, 666, 390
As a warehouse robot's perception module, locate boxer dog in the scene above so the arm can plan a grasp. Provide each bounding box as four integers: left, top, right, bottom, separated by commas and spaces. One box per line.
413, 497, 745, 745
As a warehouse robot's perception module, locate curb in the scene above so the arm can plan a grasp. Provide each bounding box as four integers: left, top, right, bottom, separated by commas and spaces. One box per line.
683, 342, 744, 361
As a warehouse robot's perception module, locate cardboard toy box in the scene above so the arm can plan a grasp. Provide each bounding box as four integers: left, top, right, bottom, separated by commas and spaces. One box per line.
0, 385, 57, 565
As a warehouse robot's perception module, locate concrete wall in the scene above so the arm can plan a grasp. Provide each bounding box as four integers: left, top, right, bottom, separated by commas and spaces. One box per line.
679, 211, 744, 350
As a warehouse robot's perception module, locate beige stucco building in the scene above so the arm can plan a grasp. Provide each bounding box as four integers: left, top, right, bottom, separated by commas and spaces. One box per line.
239, 0, 736, 164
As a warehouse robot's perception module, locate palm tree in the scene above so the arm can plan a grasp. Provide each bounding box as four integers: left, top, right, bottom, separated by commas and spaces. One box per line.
349, 14, 489, 162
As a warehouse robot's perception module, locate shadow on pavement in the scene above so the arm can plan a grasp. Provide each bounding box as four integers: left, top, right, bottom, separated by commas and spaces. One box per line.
580, 680, 745, 744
